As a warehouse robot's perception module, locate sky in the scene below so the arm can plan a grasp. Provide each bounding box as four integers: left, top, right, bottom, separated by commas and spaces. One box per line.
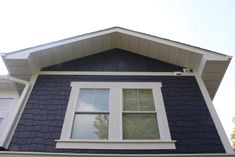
0, 0, 235, 144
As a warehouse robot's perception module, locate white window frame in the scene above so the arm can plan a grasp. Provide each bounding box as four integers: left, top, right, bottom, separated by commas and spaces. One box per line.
56, 82, 176, 149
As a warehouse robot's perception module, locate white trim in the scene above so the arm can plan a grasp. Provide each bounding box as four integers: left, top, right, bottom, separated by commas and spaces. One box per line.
56, 140, 176, 149
4, 27, 228, 60
0, 75, 31, 148
195, 75, 234, 154
4, 74, 38, 148
0, 75, 29, 85
57, 82, 175, 149
0, 151, 233, 157
39, 71, 194, 76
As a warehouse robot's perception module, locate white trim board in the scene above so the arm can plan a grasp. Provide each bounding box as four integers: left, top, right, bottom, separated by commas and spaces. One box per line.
4, 74, 38, 148
0, 75, 30, 148
195, 75, 234, 154
39, 71, 194, 76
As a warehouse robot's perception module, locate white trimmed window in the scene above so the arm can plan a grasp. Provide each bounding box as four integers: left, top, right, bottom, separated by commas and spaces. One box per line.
56, 82, 176, 149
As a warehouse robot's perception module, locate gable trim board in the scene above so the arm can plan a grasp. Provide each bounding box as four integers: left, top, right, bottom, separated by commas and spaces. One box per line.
1, 27, 232, 99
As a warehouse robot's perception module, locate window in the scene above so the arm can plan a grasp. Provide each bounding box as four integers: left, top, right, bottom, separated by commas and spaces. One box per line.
0, 98, 14, 112
0, 98, 14, 126
56, 82, 175, 149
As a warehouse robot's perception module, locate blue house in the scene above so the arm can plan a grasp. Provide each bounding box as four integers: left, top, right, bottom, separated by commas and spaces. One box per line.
0, 27, 234, 157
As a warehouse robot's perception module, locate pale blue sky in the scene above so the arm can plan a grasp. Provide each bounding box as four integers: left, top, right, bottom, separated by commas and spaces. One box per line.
0, 0, 234, 144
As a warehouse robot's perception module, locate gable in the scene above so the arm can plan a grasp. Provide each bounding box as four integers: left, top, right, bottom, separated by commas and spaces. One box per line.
42, 49, 184, 72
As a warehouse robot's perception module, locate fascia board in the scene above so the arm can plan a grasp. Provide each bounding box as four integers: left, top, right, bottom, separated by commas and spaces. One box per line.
4, 27, 120, 59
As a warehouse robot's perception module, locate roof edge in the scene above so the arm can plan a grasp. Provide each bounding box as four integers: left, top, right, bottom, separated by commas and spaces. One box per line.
4, 27, 230, 60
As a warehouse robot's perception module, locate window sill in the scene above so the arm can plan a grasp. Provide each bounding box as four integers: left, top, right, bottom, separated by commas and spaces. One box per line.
55, 139, 176, 149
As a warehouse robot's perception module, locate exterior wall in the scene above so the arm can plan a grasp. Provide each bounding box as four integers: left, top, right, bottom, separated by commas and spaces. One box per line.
8, 75, 225, 154
41, 49, 184, 72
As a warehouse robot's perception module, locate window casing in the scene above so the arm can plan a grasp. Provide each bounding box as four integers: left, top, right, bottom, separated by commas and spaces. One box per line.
56, 82, 176, 149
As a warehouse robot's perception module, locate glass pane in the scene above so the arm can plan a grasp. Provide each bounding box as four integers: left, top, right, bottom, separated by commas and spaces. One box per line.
71, 114, 109, 140
123, 89, 155, 111
0, 118, 3, 125
76, 89, 109, 112
139, 100, 155, 111
123, 113, 160, 139
139, 89, 154, 101
0, 98, 13, 111
123, 100, 138, 111
123, 89, 137, 100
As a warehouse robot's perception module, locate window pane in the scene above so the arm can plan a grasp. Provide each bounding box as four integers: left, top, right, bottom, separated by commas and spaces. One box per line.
123, 89, 155, 111
123, 89, 137, 100
71, 114, 109, 140
0, 118, 3, 125
76, 89, 109, 112
123, 113, 160, 139
0, 98, 13, 111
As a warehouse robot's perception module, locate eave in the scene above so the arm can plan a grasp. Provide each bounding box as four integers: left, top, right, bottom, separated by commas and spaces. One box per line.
1, 27, 232, 99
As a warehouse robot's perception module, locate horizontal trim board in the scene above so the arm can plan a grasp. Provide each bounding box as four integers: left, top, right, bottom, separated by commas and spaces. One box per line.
39, 71, 194, 76
0, 152, 233, 157
56, 140, 176, 149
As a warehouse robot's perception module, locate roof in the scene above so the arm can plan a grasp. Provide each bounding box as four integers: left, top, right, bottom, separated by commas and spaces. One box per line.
1, 27, 232, 99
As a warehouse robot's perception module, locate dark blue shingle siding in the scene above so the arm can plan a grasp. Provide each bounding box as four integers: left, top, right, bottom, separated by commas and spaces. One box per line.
8, 75, 225, 154
41, 48, 184, 72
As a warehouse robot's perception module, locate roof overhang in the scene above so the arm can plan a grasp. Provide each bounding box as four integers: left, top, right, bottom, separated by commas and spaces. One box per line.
1, 27, 232, 99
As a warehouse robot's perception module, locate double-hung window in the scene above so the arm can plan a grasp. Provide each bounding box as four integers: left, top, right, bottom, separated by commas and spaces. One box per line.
56, 82, 176, 149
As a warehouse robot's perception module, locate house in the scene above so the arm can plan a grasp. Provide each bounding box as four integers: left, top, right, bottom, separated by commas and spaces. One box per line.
0, 27, 234, 157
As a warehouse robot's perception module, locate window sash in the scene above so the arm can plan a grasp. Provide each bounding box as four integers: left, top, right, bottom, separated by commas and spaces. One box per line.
71, 88, 110, 140
122, 88, 159, 140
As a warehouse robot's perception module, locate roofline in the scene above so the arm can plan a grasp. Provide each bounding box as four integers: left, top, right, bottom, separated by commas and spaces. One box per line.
4, 27, 230, 59
117, 27, 230, 57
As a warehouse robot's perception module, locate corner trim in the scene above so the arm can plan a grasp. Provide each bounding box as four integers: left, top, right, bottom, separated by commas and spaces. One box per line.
195, 75, 234, 154
4, 74, 38, 148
